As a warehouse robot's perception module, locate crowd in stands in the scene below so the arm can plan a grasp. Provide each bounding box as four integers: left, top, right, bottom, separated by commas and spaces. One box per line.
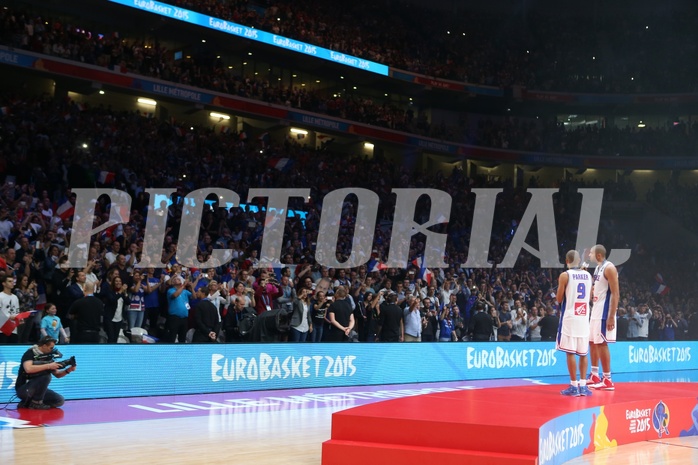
4, 6, 698, 159
0, 94, 697, 345
172, 0, 698, 93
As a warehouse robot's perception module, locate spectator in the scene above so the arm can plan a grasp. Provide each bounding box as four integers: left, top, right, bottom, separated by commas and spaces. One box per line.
253, 270, 281, 315
327, 286, 354, 342
0, 275, 21, 343
539, 306, 559, 342
289, 286, 313, 342
40, 303, 69, 343
469, 301, 494, 342
403, 295, 422, 342
127, 269, 146, 330
14, 274, 38, 343
101, 276, 130, 343
310, 291, 331, 343
377, 292, 404, 342
68, 282, 104, 343
166, 275, 194, 343
192, 286, 222, 343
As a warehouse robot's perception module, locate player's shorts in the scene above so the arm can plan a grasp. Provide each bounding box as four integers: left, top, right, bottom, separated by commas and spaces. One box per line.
590, 319, 616, 344
556, 334, 589, 356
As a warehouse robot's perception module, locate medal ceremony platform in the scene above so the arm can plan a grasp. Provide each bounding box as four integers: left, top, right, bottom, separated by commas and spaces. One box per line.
322, 381, 698, 465
1, 341, 698, 465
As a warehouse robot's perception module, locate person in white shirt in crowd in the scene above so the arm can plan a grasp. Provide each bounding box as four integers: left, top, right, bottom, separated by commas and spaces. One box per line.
403, 295, 422, 342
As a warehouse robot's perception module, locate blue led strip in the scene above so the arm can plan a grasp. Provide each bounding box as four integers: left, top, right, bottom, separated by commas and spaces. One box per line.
108, 0, 390, 76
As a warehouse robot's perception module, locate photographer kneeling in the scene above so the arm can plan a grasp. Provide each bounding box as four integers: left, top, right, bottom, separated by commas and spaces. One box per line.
15, 336, 77, 410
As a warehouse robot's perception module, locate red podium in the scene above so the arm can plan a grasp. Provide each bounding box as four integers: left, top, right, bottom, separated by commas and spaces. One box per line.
322, 383, 698, 465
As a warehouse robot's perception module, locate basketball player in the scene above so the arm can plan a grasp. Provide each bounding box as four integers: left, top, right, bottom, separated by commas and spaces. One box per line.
587, 245, 619, 391
557, 250, 593, 396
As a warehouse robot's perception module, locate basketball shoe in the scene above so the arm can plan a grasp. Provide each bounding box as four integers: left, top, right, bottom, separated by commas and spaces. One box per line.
560, 385, 580, 396
578, 385, 594, 396
590, 378, 615, 391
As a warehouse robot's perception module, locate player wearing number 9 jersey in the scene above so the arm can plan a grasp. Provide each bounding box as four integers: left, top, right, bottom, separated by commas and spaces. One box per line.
557, 250, 593, 396
558, 255, 593, 347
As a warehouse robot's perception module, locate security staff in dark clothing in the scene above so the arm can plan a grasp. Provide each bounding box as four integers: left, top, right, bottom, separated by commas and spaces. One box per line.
468, 301, 494, 342
377, 292, 404, 342
539, 306, 560, 342
192, 286, 222, 343
68, 282, 104, 343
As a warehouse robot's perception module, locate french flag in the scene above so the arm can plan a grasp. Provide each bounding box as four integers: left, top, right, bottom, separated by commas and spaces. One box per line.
652, 273, 670, 295
98, 171, 115, 185
0, 311, 35, 337
0, 312, 11, 337
268, 158, 293, 171
367, 258, 387, 273
258, 132, 270, 147
411, 255, 433, 285
56, 200, 75, 220
0, 107, 9, 116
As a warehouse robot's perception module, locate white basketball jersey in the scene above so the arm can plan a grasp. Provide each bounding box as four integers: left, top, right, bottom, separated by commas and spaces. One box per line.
561, 269, 592, 337
591, 261, 612, 320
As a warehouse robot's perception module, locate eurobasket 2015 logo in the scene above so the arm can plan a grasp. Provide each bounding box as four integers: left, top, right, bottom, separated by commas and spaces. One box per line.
652, 401, 670, 438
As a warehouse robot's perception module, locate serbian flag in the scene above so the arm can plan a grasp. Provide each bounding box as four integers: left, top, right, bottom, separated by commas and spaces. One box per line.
56, 200, 75, 220
0, 311, 36, 336
98, 171, 115, 185
268, 158, 293, 171
652, 273, 670, 295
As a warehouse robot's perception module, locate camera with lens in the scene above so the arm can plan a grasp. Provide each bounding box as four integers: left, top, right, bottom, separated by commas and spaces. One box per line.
56, 355, 77, 369
34, 349, 77, 369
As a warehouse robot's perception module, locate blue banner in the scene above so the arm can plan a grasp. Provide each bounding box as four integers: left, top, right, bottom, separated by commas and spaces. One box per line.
287, 111, 351, 132
108, 0, 389, 76
135, 80, 214, 104
0, 49, 38, 67
0, 341, 694, 403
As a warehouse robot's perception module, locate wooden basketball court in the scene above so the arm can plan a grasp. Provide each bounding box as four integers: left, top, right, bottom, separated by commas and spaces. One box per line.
2, 378, 697, 465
